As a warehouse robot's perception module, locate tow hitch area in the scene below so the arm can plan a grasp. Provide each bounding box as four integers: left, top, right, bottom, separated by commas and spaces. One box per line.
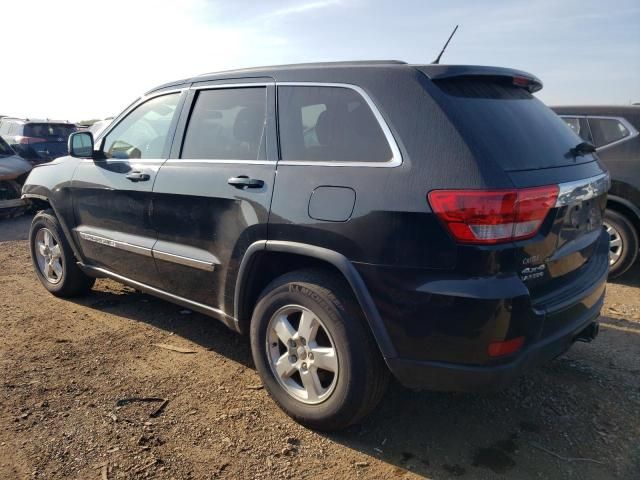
575, 322, 600, 343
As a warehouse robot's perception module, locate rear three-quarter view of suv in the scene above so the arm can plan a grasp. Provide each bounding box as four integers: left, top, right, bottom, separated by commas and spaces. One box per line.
22, 61, 610, 430
553, 106, 640, 278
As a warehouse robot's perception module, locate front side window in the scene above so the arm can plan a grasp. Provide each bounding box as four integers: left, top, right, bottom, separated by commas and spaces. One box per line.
278, 86, 392, 162
103, 93, 180, 160
181, 87, 266, 160
588, 117, 631, 148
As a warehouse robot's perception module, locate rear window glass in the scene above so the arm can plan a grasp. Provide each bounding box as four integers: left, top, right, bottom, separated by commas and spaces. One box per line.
181, 87, 266, 160
430, 77, 591, 171
24, 123, 76, 138
588, 118, 630, 148
278, 86, 392, 163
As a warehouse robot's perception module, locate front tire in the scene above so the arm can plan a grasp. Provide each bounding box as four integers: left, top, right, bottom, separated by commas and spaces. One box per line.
604, 209, 638, 279
29, 209, 95, 297
250, 269, 389, 431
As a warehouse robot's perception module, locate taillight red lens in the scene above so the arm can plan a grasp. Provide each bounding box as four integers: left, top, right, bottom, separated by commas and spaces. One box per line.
428, 185, 558, 244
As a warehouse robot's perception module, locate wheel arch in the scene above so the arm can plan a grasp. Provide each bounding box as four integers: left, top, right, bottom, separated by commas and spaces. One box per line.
23, 192, 85, 263
607, 195, 640, 234
234, 240, 397, 359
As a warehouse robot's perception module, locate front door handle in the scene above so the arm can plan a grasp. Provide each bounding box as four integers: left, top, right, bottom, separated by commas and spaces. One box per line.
228, 176, 264, 189
125, 171, 150, 182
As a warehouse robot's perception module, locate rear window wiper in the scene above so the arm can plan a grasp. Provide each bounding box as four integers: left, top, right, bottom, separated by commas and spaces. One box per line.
570, 141, 596, 157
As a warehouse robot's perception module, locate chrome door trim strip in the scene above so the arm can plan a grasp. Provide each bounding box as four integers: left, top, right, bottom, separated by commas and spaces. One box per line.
276, 82, 403, 168
78, 231, 153, 257
153, 250, 216, 272
78, 264, 237, 330
163, 159, 276, 165
555, 172, 610, 207
191, 82, 271, 90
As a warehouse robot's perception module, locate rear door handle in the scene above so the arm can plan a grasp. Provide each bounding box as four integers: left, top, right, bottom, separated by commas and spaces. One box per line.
125, 171, 150, 182
227, 176, 264, 189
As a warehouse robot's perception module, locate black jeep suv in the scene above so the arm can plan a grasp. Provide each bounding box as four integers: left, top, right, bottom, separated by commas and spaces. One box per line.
553, 106, 640, 278
23, 61, 609, 430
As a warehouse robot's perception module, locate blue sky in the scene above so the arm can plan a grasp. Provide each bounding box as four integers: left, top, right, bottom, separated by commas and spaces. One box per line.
1, 0, 638, 120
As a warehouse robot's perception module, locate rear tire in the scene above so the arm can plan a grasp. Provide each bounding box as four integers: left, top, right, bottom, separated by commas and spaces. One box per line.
604, 209, 638, 279
29, 209, 95, 297
250, 269, 389, 431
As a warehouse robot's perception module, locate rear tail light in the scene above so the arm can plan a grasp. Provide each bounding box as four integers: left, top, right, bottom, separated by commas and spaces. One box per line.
488, 336, 524, 357
428, 185, 558, 245
14, 136, 47, 144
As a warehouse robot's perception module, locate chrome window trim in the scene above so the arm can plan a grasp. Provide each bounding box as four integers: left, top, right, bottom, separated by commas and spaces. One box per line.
559, 115, 639, 151
78, 231, 153, 257
191, 82, 271, 90
164, 159, 275, 165
555, 172, 610, 207
276, 82, 403, 168
153, 250, 216, 272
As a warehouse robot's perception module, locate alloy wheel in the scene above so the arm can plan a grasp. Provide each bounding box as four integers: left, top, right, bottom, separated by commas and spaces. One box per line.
604, 221, 623, 266
266, 305, 339, 405
34, 228, 64, 284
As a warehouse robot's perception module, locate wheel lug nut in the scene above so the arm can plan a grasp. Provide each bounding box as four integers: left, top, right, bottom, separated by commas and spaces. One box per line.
288, 339, 296, 348
300, 338, 306, 345
301, 363, 307, 370
289, 355, 297, 363
308, 353, 314, 360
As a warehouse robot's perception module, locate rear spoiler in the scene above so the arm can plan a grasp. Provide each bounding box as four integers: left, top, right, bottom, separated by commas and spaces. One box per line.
418, 65, 543, 93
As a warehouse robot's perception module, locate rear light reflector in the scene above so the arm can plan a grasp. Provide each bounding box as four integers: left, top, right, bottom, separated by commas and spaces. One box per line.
428, 185, 558, 244
488, 336, 524, 357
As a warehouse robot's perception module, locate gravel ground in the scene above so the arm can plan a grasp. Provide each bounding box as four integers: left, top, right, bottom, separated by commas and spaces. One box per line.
1, 215, 639, 479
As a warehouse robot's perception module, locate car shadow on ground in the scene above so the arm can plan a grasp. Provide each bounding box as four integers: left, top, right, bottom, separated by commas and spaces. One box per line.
70, 282, 637, 479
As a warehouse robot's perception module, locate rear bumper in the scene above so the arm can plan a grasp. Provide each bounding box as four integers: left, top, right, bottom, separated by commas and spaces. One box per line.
355, 230, 609, 392
386, 283, 604, 391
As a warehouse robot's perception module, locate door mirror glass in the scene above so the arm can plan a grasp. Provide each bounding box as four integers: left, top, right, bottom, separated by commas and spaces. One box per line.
68, 131, 94, 158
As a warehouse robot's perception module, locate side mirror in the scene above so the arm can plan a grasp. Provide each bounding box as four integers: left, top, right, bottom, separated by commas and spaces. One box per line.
68, 131, 94, 158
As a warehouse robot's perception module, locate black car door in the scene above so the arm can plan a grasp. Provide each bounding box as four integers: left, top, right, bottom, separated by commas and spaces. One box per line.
150, 79, 277, 315
71, 90, 185, 287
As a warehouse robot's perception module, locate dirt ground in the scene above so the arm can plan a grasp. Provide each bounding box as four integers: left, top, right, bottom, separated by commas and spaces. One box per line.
1, 214, 639, 480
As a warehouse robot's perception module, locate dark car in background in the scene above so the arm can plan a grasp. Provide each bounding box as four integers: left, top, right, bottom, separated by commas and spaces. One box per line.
0, 118, 76, 165
0, 135, 32, 217
553, 106, 640, 277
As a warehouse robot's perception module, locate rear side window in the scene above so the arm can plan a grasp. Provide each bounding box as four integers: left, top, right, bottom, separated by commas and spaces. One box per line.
278, 86, 392, 163
588, 118, 630, 148
24, 123, 76, 138
561, 117, 592, 143
181, 87, 266, 160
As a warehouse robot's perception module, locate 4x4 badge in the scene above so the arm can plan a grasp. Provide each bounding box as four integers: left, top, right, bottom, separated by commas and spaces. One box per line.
521, 264, 546, 281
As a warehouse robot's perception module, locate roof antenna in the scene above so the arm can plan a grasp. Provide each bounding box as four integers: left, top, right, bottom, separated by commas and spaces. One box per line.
432, 25, 459, 64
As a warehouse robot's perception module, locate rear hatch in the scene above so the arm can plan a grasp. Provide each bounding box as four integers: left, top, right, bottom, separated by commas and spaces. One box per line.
422, 66, 609, 308
20, 123, 76, 162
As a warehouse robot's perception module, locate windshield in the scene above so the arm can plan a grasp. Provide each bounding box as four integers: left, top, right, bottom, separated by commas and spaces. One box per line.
24, 123, 77, 139
0, 136, 14, 156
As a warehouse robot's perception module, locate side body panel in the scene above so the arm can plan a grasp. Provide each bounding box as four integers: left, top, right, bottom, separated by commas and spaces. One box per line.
151, 80, 278, 312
